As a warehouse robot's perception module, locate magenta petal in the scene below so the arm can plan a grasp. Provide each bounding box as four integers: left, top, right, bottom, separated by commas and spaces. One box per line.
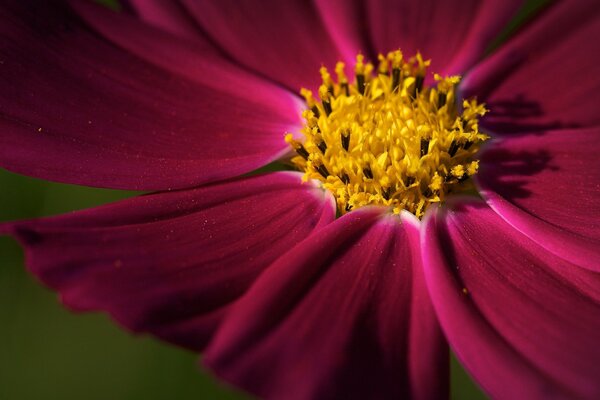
314, 0, 373, 61
422, 202, 600, 399
124, 0, 206, 41
366, 0, 522, 75
180, 0, 345, 92
477, 128, 600, 271
1, 172, 335, 351
463, 0, 600, 133
71, 1, 258, 93
205, 209, 448, 400
0, 1, 300, 190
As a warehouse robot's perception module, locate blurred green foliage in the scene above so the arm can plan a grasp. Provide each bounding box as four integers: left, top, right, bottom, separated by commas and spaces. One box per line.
95, 0, 120, 10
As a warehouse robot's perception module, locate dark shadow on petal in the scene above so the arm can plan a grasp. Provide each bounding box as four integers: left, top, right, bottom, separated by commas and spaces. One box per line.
482, 94, 581, 134
490, 95, 543, 118
479, 147, 554, 200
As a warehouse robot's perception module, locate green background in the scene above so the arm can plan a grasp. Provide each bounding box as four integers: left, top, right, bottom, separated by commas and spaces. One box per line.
0, 0, 548, 398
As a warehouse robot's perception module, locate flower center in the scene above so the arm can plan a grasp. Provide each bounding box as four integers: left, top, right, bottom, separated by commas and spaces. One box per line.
285, 51, 488, 218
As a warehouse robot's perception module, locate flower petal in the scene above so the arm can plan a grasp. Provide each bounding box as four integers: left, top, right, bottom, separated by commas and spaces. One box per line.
0, 1, 300, 190
366, 0, 523, 75
0, 172, 335, 351
422, 202, 600, 399
180, 0, 345, 92
124, 0, 206, 41
462, 0, 600, 133
205, 209, 448, 400
314, 0, 374, 62
476, 128, 600, 272
70, 1, 250, 94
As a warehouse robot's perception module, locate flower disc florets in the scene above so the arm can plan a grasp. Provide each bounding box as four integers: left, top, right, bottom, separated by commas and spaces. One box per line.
286, 50, 488, 218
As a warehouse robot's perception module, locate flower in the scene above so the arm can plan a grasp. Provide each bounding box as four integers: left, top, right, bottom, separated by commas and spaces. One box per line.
1, 0, 599, 399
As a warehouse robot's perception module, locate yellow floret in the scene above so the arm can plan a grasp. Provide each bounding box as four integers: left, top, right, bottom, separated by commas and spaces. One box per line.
285, 51, 488, 218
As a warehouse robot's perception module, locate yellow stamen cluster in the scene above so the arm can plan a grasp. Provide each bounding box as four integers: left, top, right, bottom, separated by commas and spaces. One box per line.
286, 51, 488, 218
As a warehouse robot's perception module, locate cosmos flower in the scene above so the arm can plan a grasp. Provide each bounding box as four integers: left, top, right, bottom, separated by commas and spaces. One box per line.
1, 0, 599, 399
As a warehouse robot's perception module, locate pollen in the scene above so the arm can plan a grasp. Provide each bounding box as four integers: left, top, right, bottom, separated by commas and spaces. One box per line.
285, 51, 488, 218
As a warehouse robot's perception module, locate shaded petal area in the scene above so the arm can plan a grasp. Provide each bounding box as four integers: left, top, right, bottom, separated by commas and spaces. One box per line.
0, 0, 300, 190
463, 0, 600, 133
180, 0, 344, 92
206, 209, 448, 400
124, 0, 206, 41
477, 128, 600, 271
422, 202, 600, 399
71, 1, 247, 94
0, 172, 335, 351
367, 0, 523, 75
314, 0, 374, 61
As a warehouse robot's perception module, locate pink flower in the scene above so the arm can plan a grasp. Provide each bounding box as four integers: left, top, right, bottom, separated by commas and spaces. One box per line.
1, 0, 599, 399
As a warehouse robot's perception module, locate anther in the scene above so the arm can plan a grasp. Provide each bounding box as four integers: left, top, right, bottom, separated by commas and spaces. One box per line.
390, 50, 403, 91
355, 54, 366, 95
463, 141, 474, 150
412, 75, 424, 98
311, 105, 320, 118
382, 187, 393, 200
295, 145, 309, 159
286, 134, 311, 160
461, 117, 469, 130
405, 176, 415, 186
335, 62, 350, 96
340, 172, 350, 184
317, 140, 327, 154
420, 138, 430, 157
341, 82, 350, 96
341, 130, 351, 151
392, 68, 401, 92
438, 92, 447, 108
323, 101, 332, 116
356, 74, 366, 95
319, 85, 333, 116
423, 188, 433, 198
315, 163, 330, 179
448, 140, 460, 157
363, 166, 374, 180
